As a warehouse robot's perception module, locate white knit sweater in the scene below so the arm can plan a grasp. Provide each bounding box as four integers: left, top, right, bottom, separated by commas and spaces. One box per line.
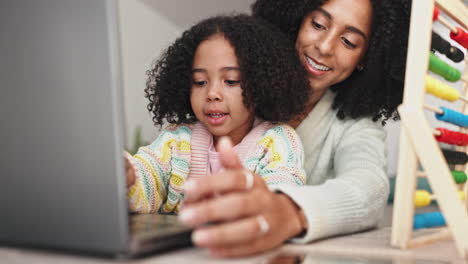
274, 90, 390, 243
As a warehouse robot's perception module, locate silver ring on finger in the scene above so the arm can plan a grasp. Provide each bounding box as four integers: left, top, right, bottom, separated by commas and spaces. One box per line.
256, 215, 270, 236
243, 170, 254, 190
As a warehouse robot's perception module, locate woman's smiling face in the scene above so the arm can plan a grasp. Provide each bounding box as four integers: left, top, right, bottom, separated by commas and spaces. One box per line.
296, 0, 372, 93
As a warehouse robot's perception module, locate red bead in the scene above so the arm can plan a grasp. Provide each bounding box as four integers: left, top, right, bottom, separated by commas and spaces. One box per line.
433, 7, 440, 21
435, 128, 468, 146
450, 27, 468, 50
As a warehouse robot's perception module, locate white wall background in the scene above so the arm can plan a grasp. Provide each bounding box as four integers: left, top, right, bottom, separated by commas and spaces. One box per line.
117, 0, 254, 149
117, 1, 467, 177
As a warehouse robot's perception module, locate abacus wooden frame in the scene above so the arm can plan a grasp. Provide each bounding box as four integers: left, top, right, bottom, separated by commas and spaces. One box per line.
391, 0, 468, 259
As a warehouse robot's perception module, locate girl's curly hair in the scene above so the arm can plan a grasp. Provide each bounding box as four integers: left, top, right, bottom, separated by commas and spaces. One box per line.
252, 0, 412, 124
145, 14, 310, 126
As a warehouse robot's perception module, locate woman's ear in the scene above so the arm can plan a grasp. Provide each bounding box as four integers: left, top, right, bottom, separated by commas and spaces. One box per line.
356, 63, 364, 72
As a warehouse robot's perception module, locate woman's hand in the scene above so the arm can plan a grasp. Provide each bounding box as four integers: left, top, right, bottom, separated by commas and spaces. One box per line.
180, 137, 305, 257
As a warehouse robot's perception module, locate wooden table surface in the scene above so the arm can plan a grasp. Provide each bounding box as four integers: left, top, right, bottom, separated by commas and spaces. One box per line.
1, 206, 466, 264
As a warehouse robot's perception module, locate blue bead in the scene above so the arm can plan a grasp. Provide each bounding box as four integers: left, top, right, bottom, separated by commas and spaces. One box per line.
413, 211, 446, 230
436, 107, 468, 127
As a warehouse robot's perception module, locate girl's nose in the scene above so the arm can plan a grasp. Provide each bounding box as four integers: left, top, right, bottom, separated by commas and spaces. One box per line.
207, 83, 223, 101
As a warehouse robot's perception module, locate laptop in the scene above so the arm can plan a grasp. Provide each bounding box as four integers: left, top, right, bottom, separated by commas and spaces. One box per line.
0, 0, 192, 257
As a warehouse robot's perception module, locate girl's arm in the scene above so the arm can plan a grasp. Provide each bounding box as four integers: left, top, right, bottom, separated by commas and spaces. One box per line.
127, 126, 191, 214
255, 125, 306, 186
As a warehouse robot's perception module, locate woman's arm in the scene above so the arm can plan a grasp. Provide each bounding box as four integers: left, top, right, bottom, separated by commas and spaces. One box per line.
274, 118, 389, 242
180, 137, 306, 257
180, 120, 389, 256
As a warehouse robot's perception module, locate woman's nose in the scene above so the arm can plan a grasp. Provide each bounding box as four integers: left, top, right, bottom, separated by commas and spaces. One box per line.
316, 32, 336, 57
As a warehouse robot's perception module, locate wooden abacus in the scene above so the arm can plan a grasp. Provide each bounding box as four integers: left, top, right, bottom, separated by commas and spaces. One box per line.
391, 0, 468, 259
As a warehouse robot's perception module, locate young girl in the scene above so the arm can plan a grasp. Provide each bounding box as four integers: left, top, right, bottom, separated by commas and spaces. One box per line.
125, 15, 311, 214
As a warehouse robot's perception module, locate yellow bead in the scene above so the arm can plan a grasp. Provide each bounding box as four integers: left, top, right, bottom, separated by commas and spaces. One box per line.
414, 190, 432, 207
426, 75, 460, 101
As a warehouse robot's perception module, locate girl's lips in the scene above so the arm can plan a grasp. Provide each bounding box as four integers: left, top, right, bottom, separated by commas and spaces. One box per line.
206, 113, 228, 125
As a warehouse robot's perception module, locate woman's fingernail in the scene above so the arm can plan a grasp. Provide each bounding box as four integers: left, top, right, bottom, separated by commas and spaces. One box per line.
183, 180, 196, 192
192, 230, 209, 244
179, 208, 196, 223
218, 136, 233, 148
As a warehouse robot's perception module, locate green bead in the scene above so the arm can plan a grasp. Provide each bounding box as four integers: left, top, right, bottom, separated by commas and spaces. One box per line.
451, 170, 467, 184
429, 53, 461, 82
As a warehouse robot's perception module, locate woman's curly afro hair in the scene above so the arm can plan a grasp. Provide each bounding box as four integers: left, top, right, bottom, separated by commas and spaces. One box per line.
145, 14, 310, 126
252, 0, 412, 124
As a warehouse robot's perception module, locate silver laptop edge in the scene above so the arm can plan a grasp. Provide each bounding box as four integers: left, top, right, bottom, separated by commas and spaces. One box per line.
1, 0, 129, 255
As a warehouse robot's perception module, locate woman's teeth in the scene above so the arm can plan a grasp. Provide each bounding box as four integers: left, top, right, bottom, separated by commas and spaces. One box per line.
306, 57, 331, 71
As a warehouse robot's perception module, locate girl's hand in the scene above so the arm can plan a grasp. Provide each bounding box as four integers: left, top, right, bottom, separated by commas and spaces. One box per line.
124, 152, 136, 187
180, 137, 305, 257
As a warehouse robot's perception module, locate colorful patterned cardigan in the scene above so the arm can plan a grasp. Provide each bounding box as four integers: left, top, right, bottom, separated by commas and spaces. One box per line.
127, 120, 306, 214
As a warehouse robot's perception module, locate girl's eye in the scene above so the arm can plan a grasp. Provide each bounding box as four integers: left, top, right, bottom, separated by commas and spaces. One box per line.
192, 80, 207, 86
225, 80, 240, 86
341, 37, 357, 49
312, 20, 326, 30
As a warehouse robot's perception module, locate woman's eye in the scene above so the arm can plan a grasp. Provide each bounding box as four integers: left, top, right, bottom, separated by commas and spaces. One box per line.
312, 20, 326, 30
225, 80, 240, 86
341, 37, 357, 49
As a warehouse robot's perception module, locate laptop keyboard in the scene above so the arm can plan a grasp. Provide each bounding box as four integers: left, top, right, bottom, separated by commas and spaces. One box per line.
130, 213, 191, 241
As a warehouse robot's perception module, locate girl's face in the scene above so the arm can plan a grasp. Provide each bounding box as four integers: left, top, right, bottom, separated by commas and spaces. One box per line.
190, 34, 254, 146
296, 0, 372, 94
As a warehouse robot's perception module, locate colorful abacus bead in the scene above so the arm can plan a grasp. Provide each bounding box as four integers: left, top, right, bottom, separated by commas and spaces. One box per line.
413, 211, 445, 230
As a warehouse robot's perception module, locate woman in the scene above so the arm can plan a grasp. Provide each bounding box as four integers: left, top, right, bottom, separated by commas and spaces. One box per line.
179, 0, 411, 257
